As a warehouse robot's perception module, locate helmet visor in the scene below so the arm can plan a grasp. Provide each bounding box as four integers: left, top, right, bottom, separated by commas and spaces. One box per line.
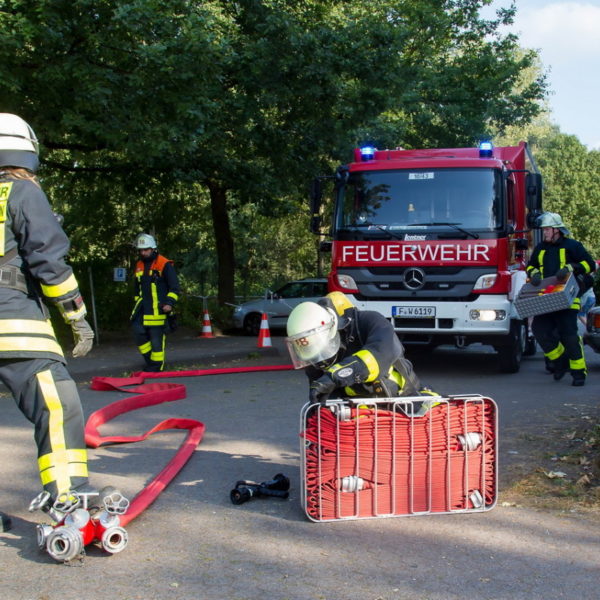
285, 322, 340, 369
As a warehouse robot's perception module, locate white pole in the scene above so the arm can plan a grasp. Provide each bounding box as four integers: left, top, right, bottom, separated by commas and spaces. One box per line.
87, 266, 99, 345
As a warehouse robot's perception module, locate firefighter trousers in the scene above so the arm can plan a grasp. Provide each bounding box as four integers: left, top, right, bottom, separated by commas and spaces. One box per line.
531, 308, 586, 376
0, 358, 88, 500
131, 315, 166, 372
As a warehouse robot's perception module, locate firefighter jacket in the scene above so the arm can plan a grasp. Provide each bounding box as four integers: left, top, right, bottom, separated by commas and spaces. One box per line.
305, 307, 421, 398
0, 173, 86, 362
526, 236, 595, 298
131, 252, 180, 327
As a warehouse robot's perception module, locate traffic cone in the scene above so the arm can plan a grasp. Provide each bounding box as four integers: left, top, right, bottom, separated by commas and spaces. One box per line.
199, 309, 214, 338
257, 312, 272, 348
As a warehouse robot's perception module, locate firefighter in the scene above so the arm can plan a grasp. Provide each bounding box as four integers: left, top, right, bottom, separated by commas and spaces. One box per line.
130, 233, 180, 372
0, 114, 95, 532
285, 291, 436, 405
526, 212, 596, 386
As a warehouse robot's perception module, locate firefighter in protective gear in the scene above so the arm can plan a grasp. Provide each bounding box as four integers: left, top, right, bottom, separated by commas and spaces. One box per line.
526, 211, 595, 386
130, 233, 180, 371
286, 291, 436, 404
0, 114, 95, 531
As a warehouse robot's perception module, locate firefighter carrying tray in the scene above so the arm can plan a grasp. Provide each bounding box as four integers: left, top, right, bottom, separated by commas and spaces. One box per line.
515, 272, 578, 319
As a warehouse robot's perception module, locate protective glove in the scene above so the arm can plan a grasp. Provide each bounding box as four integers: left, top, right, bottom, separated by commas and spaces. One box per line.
529, 269, 542, 286
71, 318, 94, 358
309, 373, 337, 405
555, 266, 572, 283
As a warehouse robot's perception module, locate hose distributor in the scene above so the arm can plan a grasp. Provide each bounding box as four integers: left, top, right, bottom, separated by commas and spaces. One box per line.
29, 486, 130, 563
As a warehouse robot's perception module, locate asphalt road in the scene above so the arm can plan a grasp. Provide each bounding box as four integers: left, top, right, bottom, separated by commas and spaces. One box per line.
0, 332, 598, 600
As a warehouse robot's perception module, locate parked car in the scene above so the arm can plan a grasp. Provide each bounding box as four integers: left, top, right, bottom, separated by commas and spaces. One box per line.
232, 278, 328, 335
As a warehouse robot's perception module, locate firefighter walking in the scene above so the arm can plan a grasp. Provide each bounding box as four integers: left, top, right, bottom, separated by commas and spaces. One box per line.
285, 291, 436, 404
130, 234, 180, 372
0, 114, 95, 531
526, 212, 595, 386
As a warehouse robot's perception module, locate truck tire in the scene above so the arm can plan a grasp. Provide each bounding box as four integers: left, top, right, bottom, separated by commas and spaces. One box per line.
497, 320, 526, 373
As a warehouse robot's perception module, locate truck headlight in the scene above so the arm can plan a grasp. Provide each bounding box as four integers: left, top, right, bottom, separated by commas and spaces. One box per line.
473, 274, 497, 290
335, 274, 359, 292
470, 309, 506, 321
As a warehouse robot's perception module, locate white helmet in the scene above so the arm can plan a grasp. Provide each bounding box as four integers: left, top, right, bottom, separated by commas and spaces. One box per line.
538, 212, 570, 236
0, 113, 39, 172
285, 301, 340, 369
135, 233, 157, 249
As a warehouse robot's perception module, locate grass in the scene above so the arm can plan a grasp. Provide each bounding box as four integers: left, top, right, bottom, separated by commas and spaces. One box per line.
502, 417, 600, 516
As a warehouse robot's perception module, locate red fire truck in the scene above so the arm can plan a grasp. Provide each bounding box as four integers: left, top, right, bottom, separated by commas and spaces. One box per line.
310, 142, 543, 372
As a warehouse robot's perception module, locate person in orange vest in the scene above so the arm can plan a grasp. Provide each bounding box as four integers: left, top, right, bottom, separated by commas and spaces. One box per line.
130, 234, 180, 372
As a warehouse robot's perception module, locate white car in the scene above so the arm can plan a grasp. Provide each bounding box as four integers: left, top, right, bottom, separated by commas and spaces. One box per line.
232, 278, 328, 335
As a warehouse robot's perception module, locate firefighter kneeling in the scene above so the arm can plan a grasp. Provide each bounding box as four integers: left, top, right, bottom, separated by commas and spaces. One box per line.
285, 292, 437, 405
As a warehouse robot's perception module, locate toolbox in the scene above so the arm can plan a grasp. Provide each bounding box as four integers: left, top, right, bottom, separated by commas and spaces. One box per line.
514, 272, 578, 319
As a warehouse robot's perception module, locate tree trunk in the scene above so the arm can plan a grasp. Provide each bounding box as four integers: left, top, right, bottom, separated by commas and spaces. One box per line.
207, 180, 235, 305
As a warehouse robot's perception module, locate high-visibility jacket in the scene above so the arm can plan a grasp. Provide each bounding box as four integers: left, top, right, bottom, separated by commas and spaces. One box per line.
0, 174, 85, 361
526, 235, 596, 310
526, 236, 595, 301
305, 307, 422, 398
131, 252, 180, 327
0, 172, 89, 499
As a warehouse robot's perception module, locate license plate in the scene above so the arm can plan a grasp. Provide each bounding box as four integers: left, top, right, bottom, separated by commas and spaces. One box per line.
393, 306, 436, 318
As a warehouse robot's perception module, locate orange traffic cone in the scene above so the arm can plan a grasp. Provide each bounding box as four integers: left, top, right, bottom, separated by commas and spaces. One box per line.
199, 309, 215, 338
257, 312, 272, 348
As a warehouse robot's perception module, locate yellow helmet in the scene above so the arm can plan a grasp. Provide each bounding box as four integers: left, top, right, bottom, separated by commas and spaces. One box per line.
326, 291, 354, 316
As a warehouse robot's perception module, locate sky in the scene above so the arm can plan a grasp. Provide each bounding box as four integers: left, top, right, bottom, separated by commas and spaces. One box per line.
485, 0, 600, 149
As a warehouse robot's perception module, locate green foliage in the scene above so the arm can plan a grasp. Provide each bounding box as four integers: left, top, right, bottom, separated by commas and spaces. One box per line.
498, 110, 600, 261
0, 0, 549, 328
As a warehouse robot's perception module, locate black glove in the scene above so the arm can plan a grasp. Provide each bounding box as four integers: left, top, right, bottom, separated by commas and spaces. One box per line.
555, 267, 571, 283
309, 374, 337, 405
529, 269, 542, 286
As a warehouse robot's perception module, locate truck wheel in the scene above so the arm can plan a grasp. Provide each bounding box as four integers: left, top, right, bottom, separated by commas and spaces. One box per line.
497, 320, 526, 373
244, 313, 262, 336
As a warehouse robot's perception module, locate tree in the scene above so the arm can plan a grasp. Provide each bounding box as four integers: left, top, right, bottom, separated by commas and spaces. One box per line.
535, 134, 600, 257
0, 0, 547, 310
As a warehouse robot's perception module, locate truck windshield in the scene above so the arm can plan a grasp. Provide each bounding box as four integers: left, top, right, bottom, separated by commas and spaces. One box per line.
335, 168, 501, 233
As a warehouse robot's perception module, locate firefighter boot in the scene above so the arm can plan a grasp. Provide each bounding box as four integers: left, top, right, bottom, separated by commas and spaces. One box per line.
552, 354, 569, 381
571, 370, 586, 387
1, 510, 12, 532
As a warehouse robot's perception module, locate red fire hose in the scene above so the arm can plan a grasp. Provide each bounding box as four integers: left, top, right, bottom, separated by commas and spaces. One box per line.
302, 399, 496, 520
87, 364, 294, 527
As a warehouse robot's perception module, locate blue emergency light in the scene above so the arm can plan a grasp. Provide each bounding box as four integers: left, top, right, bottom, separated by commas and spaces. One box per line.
479, 141, 494, 158
360, 146, 376, 161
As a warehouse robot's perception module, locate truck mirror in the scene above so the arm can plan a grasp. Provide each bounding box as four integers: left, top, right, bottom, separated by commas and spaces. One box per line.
319, 240, 332, 253
526, 212, 540, 229
526, 173, 542, 211
515, 238, 529, 250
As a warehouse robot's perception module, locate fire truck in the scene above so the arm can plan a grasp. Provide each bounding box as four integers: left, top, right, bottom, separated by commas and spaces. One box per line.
310, 141, 543, 372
